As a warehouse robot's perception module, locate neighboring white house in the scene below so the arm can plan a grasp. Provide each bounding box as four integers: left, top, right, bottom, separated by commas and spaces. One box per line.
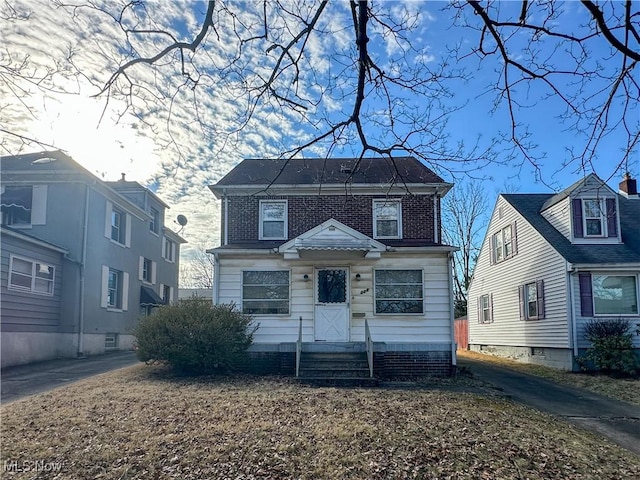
207, 157, 458, 377
468, 173, 640, 370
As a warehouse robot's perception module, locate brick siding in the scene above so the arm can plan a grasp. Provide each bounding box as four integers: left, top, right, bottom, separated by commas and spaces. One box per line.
225, 194, 438, 243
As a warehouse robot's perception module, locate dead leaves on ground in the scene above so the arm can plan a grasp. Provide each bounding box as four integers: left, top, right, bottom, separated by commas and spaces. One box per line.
1, 365, 638, 479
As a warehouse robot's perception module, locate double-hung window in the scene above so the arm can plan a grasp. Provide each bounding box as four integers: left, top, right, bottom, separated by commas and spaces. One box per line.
259, 200, 287, 240
479, 294, 493, 324
139, 257, 155, 284
519, 280, 545, 320
108, 269, 123, 308
491, 224, 516, 263
163, 237, 176, 262
373, 199, 401, 239
242, 270, 290, 315
8, 256, 55, 295
105, 201, 130, 247
583, 199, 605, 237
149, 207, 159, 235
374, 269, 423, 314
101, 265, 129, 310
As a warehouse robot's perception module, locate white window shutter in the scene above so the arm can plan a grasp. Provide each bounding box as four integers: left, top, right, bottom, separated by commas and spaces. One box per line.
101, 266, 109, 308
151, 261, 157, 284
138, 256, 144, 281
105, 201, 113, 239
122, 272, 129, 311
31, 185, 48, 225
169, 286, 174, 304
171, 242, 176, 263
125, 214, 132, 247
159, 283, 165, 302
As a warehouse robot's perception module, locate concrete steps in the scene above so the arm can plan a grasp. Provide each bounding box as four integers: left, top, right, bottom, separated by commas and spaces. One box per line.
297, 350, 378, 387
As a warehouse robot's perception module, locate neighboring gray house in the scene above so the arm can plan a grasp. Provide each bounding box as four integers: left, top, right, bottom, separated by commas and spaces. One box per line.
468, 173, 640, 370
1, 150, 186, 368
208, 157, 457, 378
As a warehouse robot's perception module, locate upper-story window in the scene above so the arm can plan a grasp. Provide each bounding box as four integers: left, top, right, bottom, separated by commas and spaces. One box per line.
572, 197, 617, 239
1, 186, 32, 226
149, 207, 159, 235
373, 199, 402, 239
163, 237, 176, 262
105, 201, 130, 247
491, 224, 516, 264
259, 200, 287, 240
583, 199, 605, 237
139, 256, 156, 284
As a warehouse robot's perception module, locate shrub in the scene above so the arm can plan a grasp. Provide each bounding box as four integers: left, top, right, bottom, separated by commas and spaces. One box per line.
135, 298, 258, 375
578, 318, 638, 375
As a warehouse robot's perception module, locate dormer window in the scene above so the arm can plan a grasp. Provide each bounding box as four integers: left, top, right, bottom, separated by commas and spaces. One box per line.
583, 199, 605, 237
259, 200, 287, 240
572, 198, 617, 239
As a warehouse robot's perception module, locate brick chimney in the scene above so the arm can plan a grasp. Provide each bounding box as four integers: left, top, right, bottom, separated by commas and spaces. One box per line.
619, 172, 638, 198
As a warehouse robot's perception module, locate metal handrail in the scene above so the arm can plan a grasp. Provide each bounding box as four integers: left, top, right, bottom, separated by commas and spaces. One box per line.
296, 316, 302, 377
365, 319, 373, 378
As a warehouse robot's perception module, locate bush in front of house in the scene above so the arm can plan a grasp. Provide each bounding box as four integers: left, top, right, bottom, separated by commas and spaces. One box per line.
578, 318, 638, 376
135, 298, 257, 375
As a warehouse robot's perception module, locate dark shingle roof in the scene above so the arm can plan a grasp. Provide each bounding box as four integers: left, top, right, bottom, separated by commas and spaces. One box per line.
1, 150, 80, 172
212, 157, 445, 187
503, 193, 640, 265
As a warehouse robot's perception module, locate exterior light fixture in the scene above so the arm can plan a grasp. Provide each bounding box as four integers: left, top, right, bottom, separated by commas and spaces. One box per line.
303, 274, 309, 282
355, 273, 361, 281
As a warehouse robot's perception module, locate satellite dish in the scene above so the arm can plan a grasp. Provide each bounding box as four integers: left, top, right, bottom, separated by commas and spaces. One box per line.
177, 215, 188, 226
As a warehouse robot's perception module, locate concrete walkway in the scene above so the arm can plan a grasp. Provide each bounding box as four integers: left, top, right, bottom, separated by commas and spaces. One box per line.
458, 356, 640, 456
1, 351, 139, 404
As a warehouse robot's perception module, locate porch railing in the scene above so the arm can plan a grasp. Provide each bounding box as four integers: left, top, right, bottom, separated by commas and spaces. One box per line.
365, 319, 374, 378
296, 316, 303, 377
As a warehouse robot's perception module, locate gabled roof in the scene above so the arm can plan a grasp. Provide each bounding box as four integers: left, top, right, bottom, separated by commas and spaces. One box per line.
210, 157, 449, 195
503, 193, 640, 265
279, 218, 387, 259
541, 173, 616, 211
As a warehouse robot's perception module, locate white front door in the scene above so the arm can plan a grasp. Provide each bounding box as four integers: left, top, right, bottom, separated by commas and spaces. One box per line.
314, 267, 349, 341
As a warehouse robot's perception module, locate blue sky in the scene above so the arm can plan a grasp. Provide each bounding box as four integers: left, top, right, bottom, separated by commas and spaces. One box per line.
2, 1, 637, 275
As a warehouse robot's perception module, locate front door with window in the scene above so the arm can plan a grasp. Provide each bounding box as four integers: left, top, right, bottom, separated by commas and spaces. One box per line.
314, 267, 349, 341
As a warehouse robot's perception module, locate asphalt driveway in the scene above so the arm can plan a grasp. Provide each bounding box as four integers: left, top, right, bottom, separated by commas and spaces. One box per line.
458, 355, 640, 456
1, 351, 139, 404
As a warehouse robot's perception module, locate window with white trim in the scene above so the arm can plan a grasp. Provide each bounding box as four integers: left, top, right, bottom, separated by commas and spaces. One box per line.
108, 269, 123, 308
374, 269, 423, 314
105, 201, 130, 247
105, 333, 119, 349
150, 207, 159, 234
8, 255, 55, 295
479, 294, 493, 324
139, 257, 155, 284
519, 280, 545, 320
163, 237, 176, 262
373, 199, 401, 239
592, 275, 638, 315
242, 270, 290, 315
163, 284, 172, 304
583, 199, 605, 237
491, 224, 516, 263
259, 200, 287, 240
101, 265, 128, 311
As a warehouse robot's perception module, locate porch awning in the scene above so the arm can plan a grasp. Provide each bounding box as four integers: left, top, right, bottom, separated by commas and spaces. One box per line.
1, 187, 32, 210
140, 285, 164, 306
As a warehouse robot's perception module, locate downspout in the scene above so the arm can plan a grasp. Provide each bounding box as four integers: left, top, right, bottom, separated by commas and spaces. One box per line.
448, 251, 457, 372
568, 267, 579, 360
77, 184, 90, 357
212, 252, 220, 304
433, 193, 439, 244
223, 189, 229, 246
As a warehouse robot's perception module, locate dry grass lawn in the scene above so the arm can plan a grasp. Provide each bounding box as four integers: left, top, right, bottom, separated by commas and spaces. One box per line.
2, 364, 639, 479
458, 350, 640, 406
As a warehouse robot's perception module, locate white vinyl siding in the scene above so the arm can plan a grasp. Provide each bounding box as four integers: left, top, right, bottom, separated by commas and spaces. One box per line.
468, 196, 570, 348
215, 254, 451, 344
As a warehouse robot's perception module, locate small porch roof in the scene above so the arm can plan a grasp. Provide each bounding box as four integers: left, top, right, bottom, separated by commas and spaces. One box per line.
279, 219, 387, 259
